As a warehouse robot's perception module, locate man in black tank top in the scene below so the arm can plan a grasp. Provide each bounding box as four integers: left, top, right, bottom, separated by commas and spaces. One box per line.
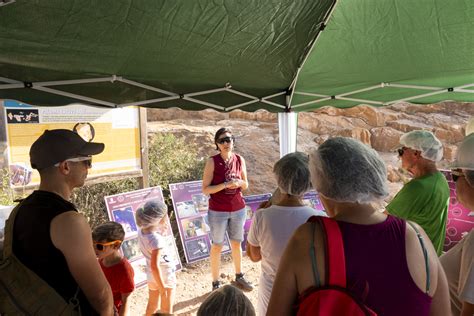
13, 129, 114, 315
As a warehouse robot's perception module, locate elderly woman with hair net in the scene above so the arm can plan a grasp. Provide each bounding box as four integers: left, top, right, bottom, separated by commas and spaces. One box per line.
246, 152, 325, 316
136, 200, 177, 315
440, 133, 474, 316
267, 137, 450, 316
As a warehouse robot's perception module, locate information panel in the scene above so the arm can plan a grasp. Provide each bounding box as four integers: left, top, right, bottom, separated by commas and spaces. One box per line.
169, 181, 324, 264
2, 100, 141, 188
105, 186, 182, 288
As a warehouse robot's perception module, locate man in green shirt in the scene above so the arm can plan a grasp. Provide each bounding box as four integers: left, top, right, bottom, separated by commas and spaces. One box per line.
387, 130, 449, 255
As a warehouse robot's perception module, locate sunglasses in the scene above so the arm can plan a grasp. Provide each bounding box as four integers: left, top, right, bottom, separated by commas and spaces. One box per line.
55, 156, 92, 168
93, 240, 121, 251
397, 147, 406, 157
451, 169, 464, 182
217, 136, 234, 144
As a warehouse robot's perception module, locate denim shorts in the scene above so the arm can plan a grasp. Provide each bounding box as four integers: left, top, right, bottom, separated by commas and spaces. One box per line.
208, 208, 246, 245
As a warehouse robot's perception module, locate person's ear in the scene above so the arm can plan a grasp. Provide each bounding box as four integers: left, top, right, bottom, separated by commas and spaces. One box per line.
114, 242, 122, 250
57, 161, 71, 175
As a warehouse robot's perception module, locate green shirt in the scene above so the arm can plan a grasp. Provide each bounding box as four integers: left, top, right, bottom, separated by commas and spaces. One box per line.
387, 171, 449, 256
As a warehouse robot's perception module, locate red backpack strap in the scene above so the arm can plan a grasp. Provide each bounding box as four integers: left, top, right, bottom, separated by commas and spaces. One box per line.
320, 217, 346, 288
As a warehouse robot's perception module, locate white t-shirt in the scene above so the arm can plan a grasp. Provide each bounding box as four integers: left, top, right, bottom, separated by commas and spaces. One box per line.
138, 229, 175, 270
247, 205, 326, 316
440, 229, 474, 316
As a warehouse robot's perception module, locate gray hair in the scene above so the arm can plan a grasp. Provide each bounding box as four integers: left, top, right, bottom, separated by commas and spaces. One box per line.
273, 152, 311, 196
309, 137, 388, 203
197, 285, 255, 316
135, 200, 168, 229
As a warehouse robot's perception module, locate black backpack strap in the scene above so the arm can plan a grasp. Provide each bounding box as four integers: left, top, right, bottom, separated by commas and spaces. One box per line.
407, 221, 430, 293
3, 201, 23, 258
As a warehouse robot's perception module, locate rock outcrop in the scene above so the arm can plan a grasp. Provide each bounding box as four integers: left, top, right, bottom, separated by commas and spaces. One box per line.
147, 102, 473, 200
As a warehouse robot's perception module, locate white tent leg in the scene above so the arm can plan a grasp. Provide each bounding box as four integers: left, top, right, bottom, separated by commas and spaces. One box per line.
278, 112, 298, 158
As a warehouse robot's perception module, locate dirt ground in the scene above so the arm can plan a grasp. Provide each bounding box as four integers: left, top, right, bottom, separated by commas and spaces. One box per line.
129, 254, 261, 315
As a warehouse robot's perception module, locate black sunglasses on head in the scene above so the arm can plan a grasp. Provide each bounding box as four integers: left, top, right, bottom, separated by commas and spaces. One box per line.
217, 136, 234, 144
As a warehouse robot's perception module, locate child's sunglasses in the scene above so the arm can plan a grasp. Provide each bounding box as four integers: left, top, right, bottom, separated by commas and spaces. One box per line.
93, 240, 121, 251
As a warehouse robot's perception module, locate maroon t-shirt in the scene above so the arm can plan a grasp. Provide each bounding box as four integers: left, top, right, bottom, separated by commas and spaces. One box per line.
208, 153, 245, 212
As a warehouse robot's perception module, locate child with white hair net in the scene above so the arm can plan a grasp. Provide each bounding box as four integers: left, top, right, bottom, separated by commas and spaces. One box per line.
136, 200, 176, 315
267, 137, 450, 316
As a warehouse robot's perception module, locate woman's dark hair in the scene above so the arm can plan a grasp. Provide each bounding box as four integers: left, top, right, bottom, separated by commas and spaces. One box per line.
197, 285, 255, 316
214, 127, 233, 150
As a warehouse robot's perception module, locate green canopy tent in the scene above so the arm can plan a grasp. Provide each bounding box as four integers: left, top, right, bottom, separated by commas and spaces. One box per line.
0, 0, 473, 153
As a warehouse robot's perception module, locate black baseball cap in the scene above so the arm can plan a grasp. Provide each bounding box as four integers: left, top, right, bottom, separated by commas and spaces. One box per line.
30, 129, 105, 170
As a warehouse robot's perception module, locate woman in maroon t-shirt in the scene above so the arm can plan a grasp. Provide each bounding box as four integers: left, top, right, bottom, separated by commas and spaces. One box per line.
202, 127, 253, 292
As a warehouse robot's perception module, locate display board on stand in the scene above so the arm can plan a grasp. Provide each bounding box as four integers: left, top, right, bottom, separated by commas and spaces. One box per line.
104, 186, 182, 288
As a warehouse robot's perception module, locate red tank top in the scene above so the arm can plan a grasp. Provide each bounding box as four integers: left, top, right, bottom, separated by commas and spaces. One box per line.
208, 153, 245, 212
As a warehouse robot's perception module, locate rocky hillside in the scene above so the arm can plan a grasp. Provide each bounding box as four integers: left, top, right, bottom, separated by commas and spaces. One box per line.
147, 102, 474, 201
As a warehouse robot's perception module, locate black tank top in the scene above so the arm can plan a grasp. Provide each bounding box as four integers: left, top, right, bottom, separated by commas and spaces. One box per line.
13, 190, 97, 315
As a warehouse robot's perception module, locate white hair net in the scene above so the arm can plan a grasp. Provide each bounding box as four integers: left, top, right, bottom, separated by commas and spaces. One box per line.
452, 133, 474, 186
135, 200, 168, 229
273, 152, 312, 196
399, 130, 443, 162
452, 133, 474, 170
309, 137, 388, 204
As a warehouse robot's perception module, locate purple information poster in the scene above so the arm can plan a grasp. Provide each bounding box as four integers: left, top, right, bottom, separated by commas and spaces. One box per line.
169, 181, 273, 263
169, 181, 231, 264
242, 193, 272, 251
303, 190, 325, 212
104, 186, 182, 288
442, 171, 474, 251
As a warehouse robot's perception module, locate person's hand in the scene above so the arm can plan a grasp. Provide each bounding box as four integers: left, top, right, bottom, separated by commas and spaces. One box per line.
157, 282, 166, 294
228, 179, 241, 189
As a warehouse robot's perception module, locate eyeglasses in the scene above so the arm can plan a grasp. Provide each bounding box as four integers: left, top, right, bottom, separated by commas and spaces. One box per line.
217, 136, 234, 144
451, 169, 464, 182
93, 240, 121, 251
55, 156, 92, 168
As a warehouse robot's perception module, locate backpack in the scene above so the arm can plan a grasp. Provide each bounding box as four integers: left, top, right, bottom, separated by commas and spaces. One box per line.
296, 216, 430, 316
0, 201, 81, 315
295, 216, 376, 315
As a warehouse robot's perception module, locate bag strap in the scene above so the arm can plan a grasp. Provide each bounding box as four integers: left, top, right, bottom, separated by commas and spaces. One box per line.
307, 216, 346, 288
3, 200, 23, 258
309, 219, 321, 287
320, 217, 346, 288
3, 197, 83, 308
406, 221, 430, 293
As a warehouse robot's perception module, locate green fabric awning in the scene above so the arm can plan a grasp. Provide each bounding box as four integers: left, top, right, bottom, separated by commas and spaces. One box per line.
0, 0, 473, 112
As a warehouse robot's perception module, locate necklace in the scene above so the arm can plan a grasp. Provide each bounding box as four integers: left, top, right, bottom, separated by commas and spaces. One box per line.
222, 154, 233, 169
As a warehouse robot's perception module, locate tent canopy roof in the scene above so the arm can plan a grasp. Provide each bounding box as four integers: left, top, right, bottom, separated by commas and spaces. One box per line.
0, 0, 473, 112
